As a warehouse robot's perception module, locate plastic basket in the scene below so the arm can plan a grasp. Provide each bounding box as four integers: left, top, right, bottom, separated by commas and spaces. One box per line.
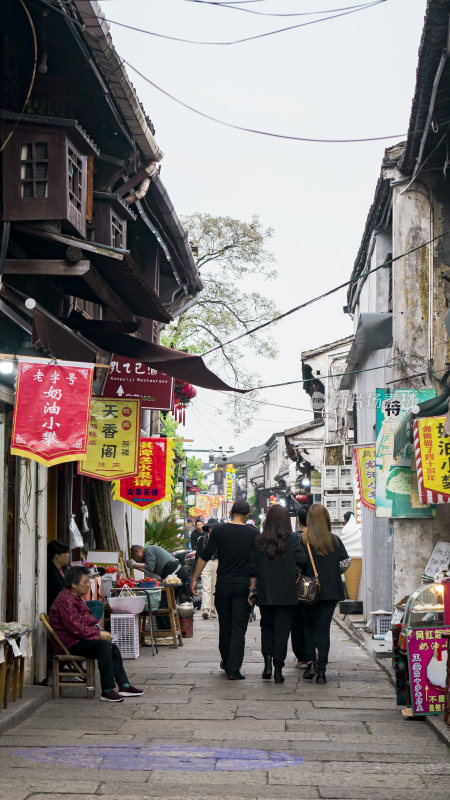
111, 613, 140, 659
109, 596, 146, 614
375, 615, 392, 636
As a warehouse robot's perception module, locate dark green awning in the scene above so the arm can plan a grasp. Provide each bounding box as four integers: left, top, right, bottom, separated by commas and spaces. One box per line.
393, 388, 450, 458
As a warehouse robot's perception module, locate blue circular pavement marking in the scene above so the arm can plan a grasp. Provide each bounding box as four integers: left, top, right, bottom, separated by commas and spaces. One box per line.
14, 743, 304, 771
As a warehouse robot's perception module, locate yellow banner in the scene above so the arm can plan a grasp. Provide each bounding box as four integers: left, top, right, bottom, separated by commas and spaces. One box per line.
78, 397, 140, 481
354, 446, 376, 511
417, 416, 450, 495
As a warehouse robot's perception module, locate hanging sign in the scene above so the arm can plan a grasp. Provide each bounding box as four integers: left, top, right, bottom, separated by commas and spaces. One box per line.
78, 398, 140, 481
11, 359, 93, 466
376, 389, 435, 518
406, 627, 448, 715
103, 355, 173, 410
353, 446, 376, 511
224, 466, 236, 502
111, 437, 175, 509
414, 417, 450, 504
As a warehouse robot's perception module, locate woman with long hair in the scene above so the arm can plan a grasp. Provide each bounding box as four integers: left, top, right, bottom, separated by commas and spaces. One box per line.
301, 504, 349, 685
249, 504, 306, 684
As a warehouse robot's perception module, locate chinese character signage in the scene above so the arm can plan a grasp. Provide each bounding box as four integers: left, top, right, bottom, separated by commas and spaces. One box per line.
111, 437, 175, 509
78, 398, 140, 481
353, 446, 376, 511
103, 355, 174, 410
193, 494, 212, 518
375, 389, 435, 518
11, 359, 94, 466
406, 628, 448, 715
224, 466, 236, 502
414, 417, 450, 504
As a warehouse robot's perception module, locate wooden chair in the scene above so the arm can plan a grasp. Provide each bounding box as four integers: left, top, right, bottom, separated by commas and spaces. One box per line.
152, 585, 183, 648
39, 613, 95, 699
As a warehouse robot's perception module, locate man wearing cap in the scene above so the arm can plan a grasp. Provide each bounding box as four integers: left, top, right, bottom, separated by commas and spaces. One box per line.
191, 500, 257, 680
196, 518, 219, 619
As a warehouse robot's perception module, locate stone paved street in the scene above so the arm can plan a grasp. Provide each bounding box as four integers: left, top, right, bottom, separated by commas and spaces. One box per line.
1, 615, 449, 800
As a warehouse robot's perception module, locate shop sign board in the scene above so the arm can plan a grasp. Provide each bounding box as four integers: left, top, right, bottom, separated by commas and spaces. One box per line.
423, 542, 450, 580
414, 416, 450, 503
406, 627, 448, 715
375, 389, 436, 518
353, 445, 376, 511
78, 398, 140, 481
224, 466, 236, 502
11, 358, 94, 466
103, 355, 174, 410
112, 437, 175, 509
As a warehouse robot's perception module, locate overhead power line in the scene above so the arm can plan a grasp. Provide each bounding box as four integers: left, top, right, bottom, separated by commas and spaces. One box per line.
201, 230, 450, 355
123, 58, 406, 143
104, 1, 385, 46
184, 0, 386, 17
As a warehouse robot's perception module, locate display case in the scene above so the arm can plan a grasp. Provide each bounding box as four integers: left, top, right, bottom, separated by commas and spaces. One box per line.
393, 581, 450, 718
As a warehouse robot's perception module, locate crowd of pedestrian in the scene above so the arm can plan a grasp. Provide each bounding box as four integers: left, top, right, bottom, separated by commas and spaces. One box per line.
192, 500, 350, 685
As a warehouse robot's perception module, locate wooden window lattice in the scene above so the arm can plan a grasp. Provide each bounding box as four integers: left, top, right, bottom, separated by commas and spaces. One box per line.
20, 142, 48, 199
68, 147, 82, 212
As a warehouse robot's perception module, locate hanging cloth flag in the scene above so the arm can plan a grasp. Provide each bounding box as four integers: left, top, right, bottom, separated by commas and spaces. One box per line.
414, 416, 450, 504
11, 358, 94, 466
353, 445, 376, 511
78, 397, 140, 481
111, 437, 175, 509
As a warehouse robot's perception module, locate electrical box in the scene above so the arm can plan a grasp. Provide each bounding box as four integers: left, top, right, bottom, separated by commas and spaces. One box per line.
339, 496, 354, 517
339, 466, 353, 490
323, 466, 339, 491
324, 495, 339, 523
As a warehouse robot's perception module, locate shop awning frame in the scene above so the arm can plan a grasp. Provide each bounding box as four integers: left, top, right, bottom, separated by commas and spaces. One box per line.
339, 312, 392, 390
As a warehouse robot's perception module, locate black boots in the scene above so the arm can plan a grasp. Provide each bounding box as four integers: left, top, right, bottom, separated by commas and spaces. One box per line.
274, 664, 285, 684
262, 655, 272, 680
316, 669, 326, 684
303, 661, 317, 680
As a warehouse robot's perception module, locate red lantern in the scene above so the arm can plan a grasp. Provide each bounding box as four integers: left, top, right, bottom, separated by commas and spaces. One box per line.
295, 494, 309, 504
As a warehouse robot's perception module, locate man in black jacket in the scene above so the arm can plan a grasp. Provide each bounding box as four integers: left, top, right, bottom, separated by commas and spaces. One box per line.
191, 500, 256, 680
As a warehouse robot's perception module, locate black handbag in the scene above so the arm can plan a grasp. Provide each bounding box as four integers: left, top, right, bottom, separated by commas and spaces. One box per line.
297, 540, 320, 604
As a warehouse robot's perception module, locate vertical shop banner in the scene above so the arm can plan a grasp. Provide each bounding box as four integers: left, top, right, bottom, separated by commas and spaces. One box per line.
111, 437, 175, 509
406, 628, 448, 715
414, 417, 450, 504
353, 446, 376, 511
78, 398, 140, 481
103, 355, 174, 410
193, 494, 212, 518
11, 359, 93, 466
224, 466, 236, 502
375, 389, 436, 518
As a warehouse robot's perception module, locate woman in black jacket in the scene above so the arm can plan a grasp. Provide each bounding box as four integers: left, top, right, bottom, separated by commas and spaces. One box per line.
249, 504, 307, 684
301, 504, 349, 685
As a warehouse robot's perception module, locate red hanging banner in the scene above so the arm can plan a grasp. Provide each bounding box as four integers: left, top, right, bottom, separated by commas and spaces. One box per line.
11, 358, 94, 466
111, 437, 175, 509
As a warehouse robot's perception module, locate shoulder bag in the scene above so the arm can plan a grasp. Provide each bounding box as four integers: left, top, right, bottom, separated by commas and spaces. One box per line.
296, 540, 321, 604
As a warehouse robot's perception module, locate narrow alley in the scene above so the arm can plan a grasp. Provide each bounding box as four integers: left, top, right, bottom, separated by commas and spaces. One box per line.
1, 617, 449, 800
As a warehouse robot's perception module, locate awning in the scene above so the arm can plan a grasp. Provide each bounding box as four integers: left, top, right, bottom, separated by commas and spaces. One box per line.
33, 310, 249, 394
32, 308, 99, 363
339, 313, 392, 390
393, 388, 450, 458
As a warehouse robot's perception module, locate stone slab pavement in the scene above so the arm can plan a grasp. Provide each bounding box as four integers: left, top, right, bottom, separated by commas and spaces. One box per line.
0, 614, 449, 800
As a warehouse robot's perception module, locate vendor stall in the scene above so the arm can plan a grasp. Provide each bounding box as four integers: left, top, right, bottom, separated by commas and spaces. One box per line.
393, 580, 450, 718
0, 623, 31, 709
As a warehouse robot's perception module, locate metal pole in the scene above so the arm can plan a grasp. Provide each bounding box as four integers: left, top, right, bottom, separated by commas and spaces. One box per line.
182, 463, 188, 529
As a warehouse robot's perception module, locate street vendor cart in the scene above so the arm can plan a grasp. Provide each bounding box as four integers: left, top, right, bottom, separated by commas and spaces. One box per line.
393, 580, 449, 718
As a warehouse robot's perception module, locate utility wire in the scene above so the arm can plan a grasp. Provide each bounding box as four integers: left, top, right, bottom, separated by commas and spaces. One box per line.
202, 230, 450, 356
251, 361, 400, 392
104, 1, 384, 46
123, 58, 406, 143
184, 0, 384, 17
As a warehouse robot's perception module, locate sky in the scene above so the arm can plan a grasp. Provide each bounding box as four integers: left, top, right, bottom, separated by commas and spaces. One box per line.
100, 0, 428, 456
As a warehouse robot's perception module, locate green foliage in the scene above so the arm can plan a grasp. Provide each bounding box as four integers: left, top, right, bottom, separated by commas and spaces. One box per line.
145, 513, 187, 553
161, 213, 278, 431
160, 413, 184, 458
187, 455, 207, 490
248, 491, 260, 522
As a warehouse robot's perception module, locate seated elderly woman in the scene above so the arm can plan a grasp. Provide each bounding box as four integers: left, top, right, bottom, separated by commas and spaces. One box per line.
49, 565, 143, 703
